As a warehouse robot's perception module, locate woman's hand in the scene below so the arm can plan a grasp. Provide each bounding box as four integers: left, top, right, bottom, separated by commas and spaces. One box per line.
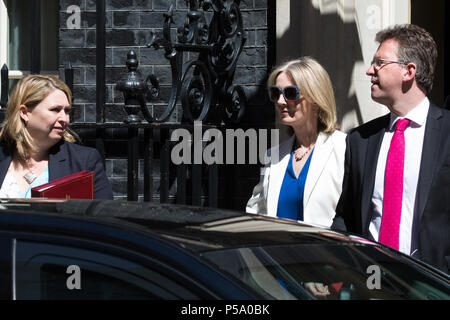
304, 282, 331, 298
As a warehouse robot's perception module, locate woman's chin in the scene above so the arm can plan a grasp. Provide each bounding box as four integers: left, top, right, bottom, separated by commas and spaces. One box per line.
47, 134, 64, 145
279, 117, 294, 125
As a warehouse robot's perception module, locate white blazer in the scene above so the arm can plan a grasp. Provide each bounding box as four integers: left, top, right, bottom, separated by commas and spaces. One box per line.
246, 130, 346, 227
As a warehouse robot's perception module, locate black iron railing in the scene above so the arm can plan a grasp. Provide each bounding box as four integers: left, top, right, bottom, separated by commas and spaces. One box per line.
30, 0, 41, 74
0, 64, 8, 111
69, 122, 231, 206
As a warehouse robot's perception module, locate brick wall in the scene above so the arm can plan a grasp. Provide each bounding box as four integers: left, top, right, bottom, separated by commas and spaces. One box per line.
58, 0, 274, 209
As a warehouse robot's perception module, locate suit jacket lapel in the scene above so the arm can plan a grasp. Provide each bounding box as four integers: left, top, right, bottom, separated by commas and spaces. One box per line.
48, 142, 68, 180
267, 135, 294, 216
360, 114, 390, 234
416, 104, 443, 220
303, 132, 333, 208
0, 146, 12, 187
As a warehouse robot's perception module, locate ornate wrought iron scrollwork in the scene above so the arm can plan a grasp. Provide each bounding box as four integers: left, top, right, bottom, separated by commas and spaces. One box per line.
145, 0, 246, 124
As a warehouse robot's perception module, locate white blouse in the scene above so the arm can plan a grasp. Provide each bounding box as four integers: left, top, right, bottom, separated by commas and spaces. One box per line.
0, 167, 49, 198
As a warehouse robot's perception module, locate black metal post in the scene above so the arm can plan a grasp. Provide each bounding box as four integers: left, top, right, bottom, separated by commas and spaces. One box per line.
176, 164, 187, 204
445, 0, 450, 105
144, 128, 154, 201
96, 0, 106, 123
223, 133, 235, 209
64, 63, 74, 96
95, 128, 107, 165
0, 64, 8, 123
160, 128, 170, 203
0, 64, 8, 109
192, 164, 202, 206
191, 121, 203, 206
30, 0, 41, 74
127, 127, 139, 201
208, 163, 218, 207
192, 166, 202, 206
95, 0, 107, 167
267, 0, 277, 71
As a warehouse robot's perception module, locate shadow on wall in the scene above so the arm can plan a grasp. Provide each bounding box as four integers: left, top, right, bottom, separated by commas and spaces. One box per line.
236, 1, 366, 211
277, 1, 364, 133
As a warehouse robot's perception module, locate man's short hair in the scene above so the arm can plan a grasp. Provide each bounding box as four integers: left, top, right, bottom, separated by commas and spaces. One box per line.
376, 24, 437, 95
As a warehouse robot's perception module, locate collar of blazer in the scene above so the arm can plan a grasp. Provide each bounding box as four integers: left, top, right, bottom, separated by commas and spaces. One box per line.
267, 132, 335, 216
360, 114, 391, 232
416, 102, 445, 221
0, 141, 70, 187
0, 144, 13, 188
48, 140, 69, 180
303, 132, 335, 207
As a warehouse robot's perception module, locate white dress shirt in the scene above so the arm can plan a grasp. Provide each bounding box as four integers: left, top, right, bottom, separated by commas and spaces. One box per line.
369, 97, 429, 255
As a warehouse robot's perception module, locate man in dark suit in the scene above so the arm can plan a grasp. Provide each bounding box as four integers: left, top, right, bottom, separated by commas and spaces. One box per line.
445, 95, 450, 110
332, 24, 449, 274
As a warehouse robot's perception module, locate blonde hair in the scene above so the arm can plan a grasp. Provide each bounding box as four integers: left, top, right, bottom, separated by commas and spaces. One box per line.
267, 56, 338, 134
0, 74, 78, 161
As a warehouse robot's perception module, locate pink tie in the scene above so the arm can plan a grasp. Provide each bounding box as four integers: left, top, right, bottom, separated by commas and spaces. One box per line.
380, 118, 410, 250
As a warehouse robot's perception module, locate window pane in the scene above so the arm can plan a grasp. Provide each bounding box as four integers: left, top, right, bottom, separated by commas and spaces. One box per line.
202, 244, 450, 300
40, 264, 159, 299
6, 0, 30, 70
15, 241, 200, 299
5, 0, 58, 71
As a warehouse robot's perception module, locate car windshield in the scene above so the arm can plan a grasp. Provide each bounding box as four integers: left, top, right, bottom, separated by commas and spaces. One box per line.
201, 244, 450, 300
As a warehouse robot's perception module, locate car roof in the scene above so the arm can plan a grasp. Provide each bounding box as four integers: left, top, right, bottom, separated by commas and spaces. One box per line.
0, 198, 378, 252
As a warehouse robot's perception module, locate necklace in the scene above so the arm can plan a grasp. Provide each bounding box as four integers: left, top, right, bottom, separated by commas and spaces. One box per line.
23, 171, 38, 184
22, 160, 40, 185
15, 154, 47, 185
294, 145, 312, 162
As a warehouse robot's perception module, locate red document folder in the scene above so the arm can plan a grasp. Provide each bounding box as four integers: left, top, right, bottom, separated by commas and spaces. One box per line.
31, 170, 94, 199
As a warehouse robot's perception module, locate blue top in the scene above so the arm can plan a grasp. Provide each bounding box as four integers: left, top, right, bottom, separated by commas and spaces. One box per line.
24, 166, 49, 198
276, 148, 314, 221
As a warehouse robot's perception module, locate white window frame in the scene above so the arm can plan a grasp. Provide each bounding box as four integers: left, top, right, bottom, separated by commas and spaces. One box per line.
0, 0, 7, 103
0, 0, 58, 89
0, 1, 6, 68
0, 1, 27, 80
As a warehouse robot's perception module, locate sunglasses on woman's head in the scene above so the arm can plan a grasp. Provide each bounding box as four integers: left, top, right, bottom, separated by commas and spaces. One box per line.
268, 85, 300, 102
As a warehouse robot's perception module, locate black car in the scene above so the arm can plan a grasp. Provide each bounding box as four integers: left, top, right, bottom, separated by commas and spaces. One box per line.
0, 198, 448, 300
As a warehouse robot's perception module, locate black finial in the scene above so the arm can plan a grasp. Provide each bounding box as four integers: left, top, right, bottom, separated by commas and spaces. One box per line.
1, 64, 9, 109
126, 50, 139, 72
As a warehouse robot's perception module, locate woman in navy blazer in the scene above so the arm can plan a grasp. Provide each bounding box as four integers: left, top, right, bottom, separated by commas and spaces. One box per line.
0, 74, 113, 199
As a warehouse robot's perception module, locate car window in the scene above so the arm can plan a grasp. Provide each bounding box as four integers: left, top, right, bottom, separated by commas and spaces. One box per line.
201, 244, 450, 300
14, 241, 200, 300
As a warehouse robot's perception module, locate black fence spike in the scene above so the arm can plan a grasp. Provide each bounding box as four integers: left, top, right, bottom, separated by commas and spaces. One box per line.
1, 63, 9, 109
